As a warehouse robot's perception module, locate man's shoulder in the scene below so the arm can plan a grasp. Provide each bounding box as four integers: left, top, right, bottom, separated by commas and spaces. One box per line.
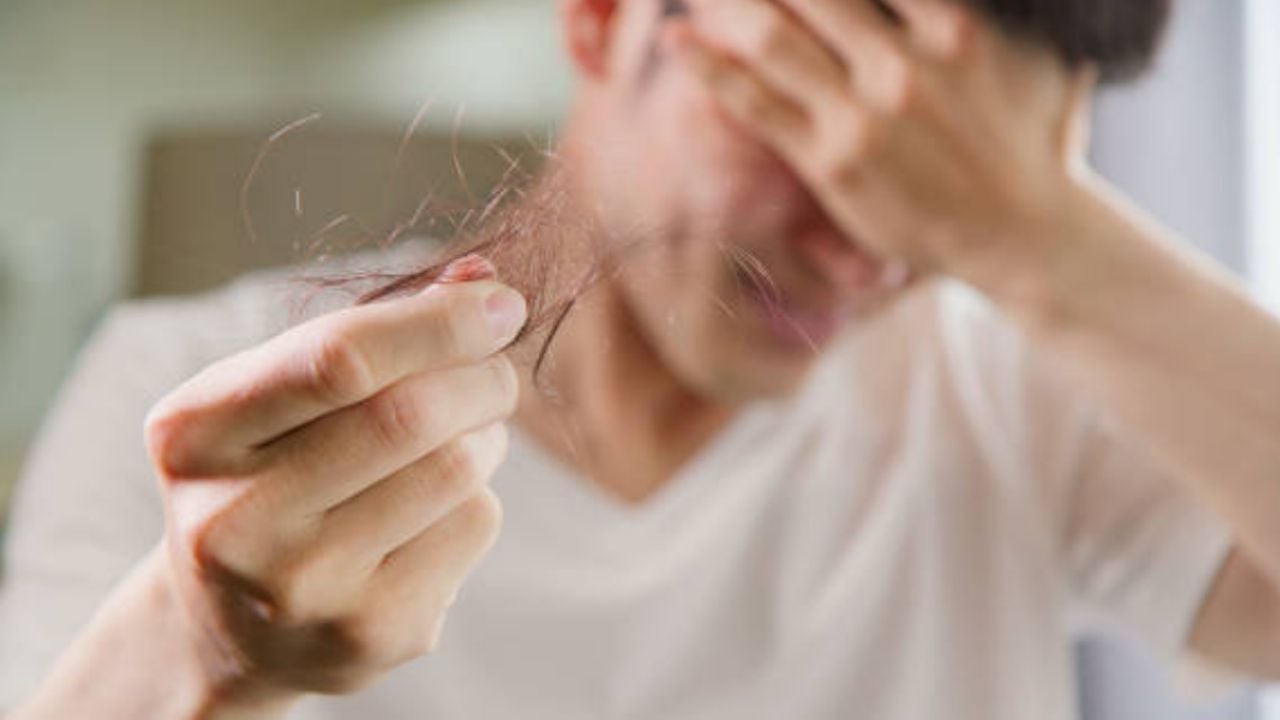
833, 279, 1028, 381
917, 279, 1024, 359
825, 279, 1080, 448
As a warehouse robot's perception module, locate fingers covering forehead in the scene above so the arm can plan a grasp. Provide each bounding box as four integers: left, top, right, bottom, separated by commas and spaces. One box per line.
679, 0, 973, 67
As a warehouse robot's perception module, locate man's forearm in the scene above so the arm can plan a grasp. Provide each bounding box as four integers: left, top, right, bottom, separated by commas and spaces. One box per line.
11, 548, 294, 720
982, 177, 1280, 581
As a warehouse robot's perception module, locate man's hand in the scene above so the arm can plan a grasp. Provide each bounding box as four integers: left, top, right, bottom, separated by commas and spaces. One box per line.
671, 0, 1280, 684
140, 255, 526, 711
668, 0, 1095, 295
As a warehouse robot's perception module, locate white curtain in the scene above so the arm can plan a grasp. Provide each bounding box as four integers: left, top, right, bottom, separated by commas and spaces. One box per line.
1246, 0, 1280, 314
1247, 4, 1280, 714
1090, 0, 1246, 271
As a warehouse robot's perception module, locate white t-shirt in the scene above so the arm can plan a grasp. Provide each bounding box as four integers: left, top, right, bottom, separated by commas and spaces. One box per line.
0, 260, 1232, 719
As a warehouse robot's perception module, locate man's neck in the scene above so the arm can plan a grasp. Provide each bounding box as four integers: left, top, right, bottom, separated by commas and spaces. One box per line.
505, 170, 734, 505
514, 280, 735, 505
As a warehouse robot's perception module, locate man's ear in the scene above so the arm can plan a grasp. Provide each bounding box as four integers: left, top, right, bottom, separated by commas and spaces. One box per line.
559, 0, 620, 80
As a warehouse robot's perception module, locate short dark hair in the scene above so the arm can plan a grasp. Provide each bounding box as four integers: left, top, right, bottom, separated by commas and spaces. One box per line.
966, 0, 1174, 82
663, 0, 1174, 83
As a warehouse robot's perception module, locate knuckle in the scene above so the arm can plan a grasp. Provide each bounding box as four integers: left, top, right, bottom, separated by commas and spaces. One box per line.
886, 67, 919, 114
306, 328, 376, 405
430, 289, 486, 360
185, 517, 231, 576
144, 403, 199, 481
456, 489, 504, 546
747, 15, 790, 59
445, 438, 484, 485
250, 539, 337, 624
415, 426, 508, 506
328, 606, 447, 675
365, 382, 433, 451
177, 488, 264, 573
385, 444, 479, 513
260, 554, 313, 621
183, 511, 299, 616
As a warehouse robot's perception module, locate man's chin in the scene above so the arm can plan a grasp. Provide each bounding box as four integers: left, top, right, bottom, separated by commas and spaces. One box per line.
706, 341, 826, 404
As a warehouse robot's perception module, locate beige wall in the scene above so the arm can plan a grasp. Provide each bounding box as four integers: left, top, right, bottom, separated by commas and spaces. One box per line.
0, 0, 570, 460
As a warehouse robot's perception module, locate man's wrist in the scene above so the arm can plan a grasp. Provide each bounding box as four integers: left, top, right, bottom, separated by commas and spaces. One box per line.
148, 553, 300, 720
951, 174, 1112, 333
11, 546, 299, 720
134, 548, 299, 720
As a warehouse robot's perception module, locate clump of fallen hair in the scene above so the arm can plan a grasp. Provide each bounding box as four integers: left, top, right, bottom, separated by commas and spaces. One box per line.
357, 167, 610, 377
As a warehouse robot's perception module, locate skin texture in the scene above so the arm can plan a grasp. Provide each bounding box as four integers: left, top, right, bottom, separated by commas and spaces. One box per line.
11, 0, 1280, 716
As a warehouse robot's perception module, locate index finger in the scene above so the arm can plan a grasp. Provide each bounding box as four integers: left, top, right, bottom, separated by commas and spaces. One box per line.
773, 0, 905, 71
881, 0, 977, 59
148, 276, 527, 472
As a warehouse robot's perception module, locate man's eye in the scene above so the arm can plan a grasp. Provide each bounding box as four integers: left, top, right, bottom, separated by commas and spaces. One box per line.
661, 0, 689, 19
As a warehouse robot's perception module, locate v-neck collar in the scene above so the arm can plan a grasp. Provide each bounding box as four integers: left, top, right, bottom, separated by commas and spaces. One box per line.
497, 346, 848, 556
508, 398, 782, 527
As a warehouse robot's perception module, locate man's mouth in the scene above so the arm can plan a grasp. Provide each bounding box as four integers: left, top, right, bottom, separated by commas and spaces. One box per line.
761, 299, 844, 351
735, 275, 846, 352
728, 243, 911, 352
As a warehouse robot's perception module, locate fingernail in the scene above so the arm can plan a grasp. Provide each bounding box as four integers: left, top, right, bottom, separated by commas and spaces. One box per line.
485, 287, 528, 343
438, 253, 497, 283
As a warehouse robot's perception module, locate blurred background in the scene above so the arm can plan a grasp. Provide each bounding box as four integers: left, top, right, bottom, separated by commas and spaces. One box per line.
0, 0, 1277, 717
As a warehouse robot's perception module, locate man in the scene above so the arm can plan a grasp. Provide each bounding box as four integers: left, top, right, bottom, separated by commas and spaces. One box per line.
3, 0, 1279, 718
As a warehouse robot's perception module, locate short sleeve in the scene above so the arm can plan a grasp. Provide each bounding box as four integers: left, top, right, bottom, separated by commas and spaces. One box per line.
0, 306, 190, 708
928, 280, 1234, 661
1061, 414, 1234, 661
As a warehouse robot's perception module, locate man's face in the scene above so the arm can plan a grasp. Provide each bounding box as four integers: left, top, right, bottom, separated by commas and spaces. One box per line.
568, 0, 910, 403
